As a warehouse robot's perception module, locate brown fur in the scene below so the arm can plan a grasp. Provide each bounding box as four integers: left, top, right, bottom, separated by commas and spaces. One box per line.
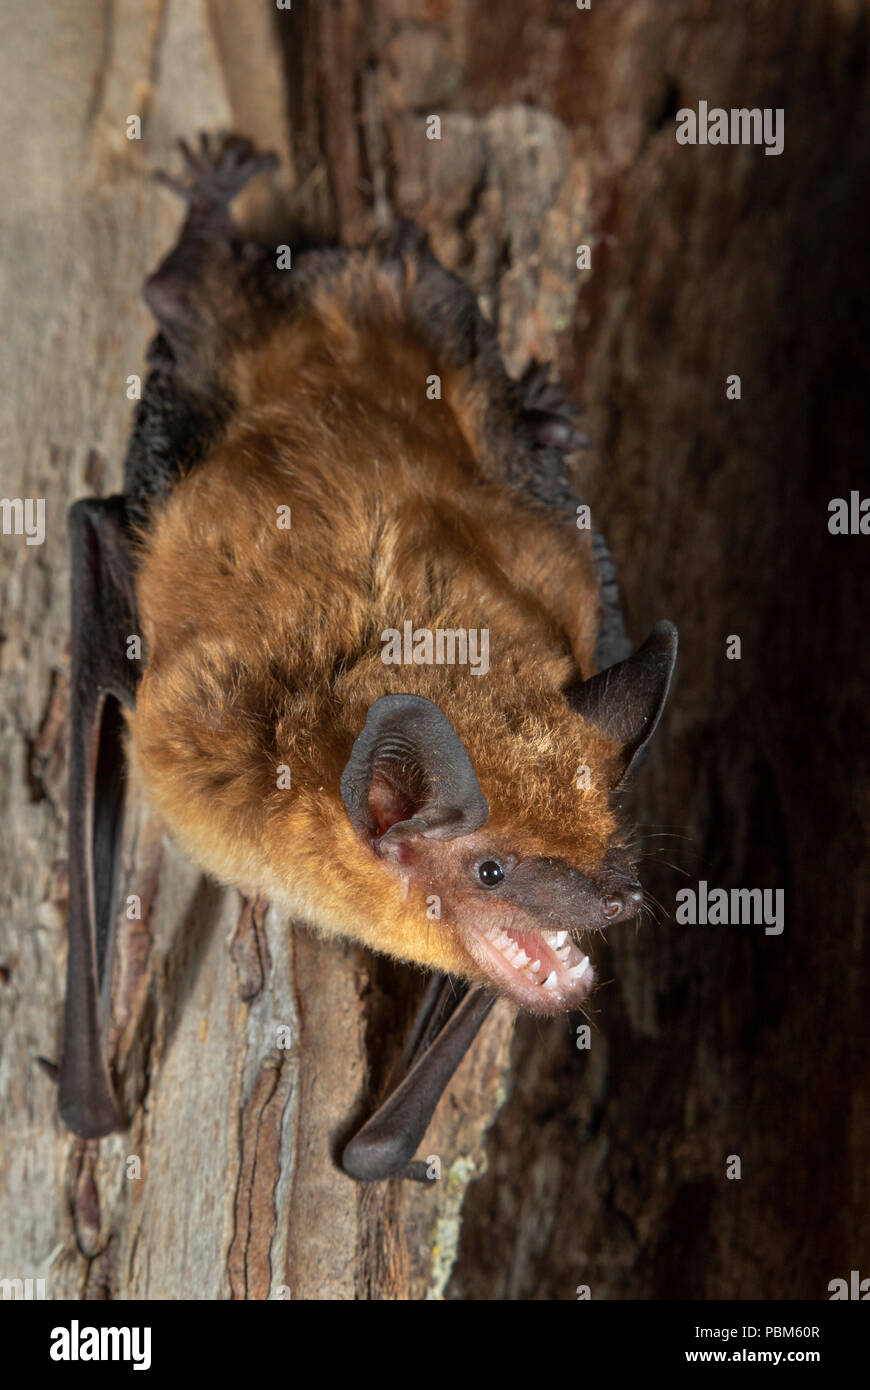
128, 253, 621, 982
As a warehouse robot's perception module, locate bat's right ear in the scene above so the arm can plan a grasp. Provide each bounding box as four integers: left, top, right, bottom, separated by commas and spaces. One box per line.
567, 621, 678, 785
340, 694, 489, 847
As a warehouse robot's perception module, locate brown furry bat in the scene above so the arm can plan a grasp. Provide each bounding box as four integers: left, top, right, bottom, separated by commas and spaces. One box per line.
60, 135, 676, 1178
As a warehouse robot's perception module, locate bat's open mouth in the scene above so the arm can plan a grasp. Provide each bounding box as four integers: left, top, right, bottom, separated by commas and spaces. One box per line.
465, 922, 594, 1014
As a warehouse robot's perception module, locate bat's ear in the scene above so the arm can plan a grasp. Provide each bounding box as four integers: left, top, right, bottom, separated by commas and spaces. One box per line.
340, 694, 489, 846
567, 621, 678, 786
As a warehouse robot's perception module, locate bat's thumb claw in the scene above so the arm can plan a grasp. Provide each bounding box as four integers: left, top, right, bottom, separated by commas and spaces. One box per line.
36, 1055, 60, 1083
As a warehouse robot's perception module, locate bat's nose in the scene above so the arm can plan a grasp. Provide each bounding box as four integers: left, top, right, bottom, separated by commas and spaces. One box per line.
601, 886, 643, 924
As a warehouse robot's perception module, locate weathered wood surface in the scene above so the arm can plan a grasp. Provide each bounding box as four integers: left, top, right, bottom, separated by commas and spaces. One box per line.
1, 0, 868, 1300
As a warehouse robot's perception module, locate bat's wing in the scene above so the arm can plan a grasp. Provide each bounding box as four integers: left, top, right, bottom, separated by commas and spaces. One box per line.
59, 496, 139, 1138
60, 138, 278, 1137
342, 976, 495, 1182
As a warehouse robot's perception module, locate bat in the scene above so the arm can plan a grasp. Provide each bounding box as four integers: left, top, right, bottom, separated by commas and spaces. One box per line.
59, 134, 677, 1181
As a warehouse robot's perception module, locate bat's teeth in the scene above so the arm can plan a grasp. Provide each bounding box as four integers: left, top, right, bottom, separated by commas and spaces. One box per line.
543, 970, 559, 990
503, 939, 519, 962
556, 944, 572, 962
566, 956, 591, 982
512, 949, 530, 968
493, 931, 512, 951
529, 959, 541, 974
551, 930, 568, 949
484, 925, 499, 942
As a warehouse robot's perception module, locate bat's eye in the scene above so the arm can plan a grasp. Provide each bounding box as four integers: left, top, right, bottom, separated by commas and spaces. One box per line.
477, 859, 504, 887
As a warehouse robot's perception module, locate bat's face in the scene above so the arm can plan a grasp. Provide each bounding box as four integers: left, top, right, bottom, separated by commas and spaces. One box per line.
340, 624, 677, 1014
375, 829, 643, 1014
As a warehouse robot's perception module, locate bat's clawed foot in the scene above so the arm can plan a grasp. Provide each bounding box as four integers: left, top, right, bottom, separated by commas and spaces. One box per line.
155, 133, 278, 209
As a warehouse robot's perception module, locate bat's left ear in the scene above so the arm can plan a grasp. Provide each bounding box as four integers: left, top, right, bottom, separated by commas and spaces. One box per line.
340, 694, 489, 847
567, 621, 678, 786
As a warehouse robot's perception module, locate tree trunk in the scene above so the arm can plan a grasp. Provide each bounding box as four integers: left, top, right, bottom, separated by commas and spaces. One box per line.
1, 0, 867, 1300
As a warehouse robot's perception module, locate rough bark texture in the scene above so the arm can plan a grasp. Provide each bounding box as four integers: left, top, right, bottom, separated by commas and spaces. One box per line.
1, 0, 868, 1300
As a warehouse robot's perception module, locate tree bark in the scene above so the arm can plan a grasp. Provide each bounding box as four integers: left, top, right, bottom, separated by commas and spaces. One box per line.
1, 0, 867, 1300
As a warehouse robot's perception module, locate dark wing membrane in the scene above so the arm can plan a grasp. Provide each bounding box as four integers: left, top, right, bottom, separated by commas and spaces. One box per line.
342, 977, 495, 1182
59, 497, 139, 1137
122, 332, 228, 532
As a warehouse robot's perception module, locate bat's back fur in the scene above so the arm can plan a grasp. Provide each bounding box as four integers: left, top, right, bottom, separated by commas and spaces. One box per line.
128, 251, 620, 977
